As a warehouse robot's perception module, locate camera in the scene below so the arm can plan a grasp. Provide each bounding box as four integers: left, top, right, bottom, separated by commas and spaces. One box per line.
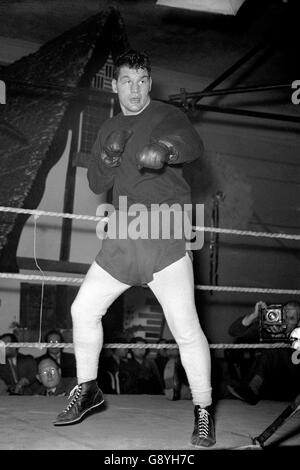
259, 304, 289, 342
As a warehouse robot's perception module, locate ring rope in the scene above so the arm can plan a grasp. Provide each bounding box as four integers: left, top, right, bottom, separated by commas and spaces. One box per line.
0, 272, 299, 295
0, 205, 299, 241
0, 206, 100, 222
199, 225, 300, 240
1, 342, 292, 349
0, 207, 298, 352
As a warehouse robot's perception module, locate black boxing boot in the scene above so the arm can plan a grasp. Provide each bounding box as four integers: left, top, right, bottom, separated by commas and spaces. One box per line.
53, 380, 104, 426
191, 405, 216, 447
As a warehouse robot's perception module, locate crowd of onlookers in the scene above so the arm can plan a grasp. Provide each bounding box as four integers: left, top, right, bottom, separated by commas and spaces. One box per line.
0, 329, 191, 400
1, 299, 299, 403
0, 330, 77, 397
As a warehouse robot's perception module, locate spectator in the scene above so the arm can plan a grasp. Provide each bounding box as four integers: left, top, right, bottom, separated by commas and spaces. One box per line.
227, 300, 300, 404
41, 329, 76, 378
97, 337, 130, 393
23, 356, 76, 396
119, 337, 164, 394
162, 340, 191, 401
154, 338, 170, 382
226, 301, 266, 384
0, 332, 37, 395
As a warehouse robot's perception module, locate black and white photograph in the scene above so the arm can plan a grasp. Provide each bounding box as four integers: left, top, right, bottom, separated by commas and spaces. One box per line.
0, 0, 299, 455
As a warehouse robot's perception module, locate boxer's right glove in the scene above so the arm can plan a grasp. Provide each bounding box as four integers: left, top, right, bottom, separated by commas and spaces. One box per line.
135, 139, 179, 170
100, 129, 133, 167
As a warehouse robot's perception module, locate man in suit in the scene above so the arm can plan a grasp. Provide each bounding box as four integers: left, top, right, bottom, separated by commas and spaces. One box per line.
42, 329, 76, 378
227, 300, 300, 404
23, 356, 76, 396
0, 332, 37, 394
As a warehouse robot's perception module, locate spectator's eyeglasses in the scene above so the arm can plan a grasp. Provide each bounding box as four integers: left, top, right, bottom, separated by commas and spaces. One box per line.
40, 368, 58, 376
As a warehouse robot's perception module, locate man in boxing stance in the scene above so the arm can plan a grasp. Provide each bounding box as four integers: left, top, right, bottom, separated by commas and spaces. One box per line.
54, 50, 215, 447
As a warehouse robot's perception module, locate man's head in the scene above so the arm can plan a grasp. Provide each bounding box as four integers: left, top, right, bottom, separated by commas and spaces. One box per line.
284, 301, 300, 335
112, 50, 152, 116
0, 333, 18, 359
37, 356, 61, 389
130, 336, 147, 360
111, 337, 129, 359
165, 340, 179, 359
156, 338, 169, 357
44, 329, 64, 356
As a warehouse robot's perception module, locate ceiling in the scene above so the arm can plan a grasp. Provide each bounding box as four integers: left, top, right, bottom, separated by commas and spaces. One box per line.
0, 0, 299, 117
0, 0, 297, 76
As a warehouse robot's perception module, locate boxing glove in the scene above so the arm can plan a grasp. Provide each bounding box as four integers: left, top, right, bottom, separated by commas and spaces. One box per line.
135, 139, 179, 170
100, 129, 133, 167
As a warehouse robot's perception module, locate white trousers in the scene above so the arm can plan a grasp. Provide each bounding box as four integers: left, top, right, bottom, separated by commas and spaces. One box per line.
71, 253, 212, 407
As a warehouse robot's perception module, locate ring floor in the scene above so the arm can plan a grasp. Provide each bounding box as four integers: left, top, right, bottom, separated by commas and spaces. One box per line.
0, 395, 299, 450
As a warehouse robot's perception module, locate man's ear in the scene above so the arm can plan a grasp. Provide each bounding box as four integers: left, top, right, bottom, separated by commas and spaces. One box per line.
112, 79, 118, 94
149, 77, 152, 92
36, 373, 42, 383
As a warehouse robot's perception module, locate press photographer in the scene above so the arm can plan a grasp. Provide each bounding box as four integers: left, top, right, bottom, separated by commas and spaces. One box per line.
226, 300, 300, 405
259, 303, 298, 342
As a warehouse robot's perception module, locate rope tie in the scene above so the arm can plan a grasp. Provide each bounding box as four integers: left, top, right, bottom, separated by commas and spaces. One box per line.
0, 341, 6, 364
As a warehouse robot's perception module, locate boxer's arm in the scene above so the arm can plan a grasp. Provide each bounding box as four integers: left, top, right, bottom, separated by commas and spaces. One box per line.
87, 130, 117, 194
150, 106, 204, 165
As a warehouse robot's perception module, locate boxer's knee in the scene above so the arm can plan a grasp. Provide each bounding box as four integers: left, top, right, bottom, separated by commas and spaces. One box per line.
71, 298, 106, 327
174, 325, 203, 349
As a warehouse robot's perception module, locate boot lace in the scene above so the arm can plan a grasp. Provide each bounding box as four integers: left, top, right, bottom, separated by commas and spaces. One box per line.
197, 408, 209, 438
64, 384, 82, 412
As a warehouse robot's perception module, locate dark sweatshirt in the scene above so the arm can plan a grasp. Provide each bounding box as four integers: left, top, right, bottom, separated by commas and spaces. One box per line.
87, 100, 204, 209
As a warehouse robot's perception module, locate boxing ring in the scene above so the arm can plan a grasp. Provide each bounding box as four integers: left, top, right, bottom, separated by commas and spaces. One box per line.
0, 205, 300, 451
0, 395, 299, 450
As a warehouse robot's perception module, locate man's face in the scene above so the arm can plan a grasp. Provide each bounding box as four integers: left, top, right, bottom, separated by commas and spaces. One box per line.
47, 333, 61, 356
285, 306, 300, 335
38, 358, 61, 389
116, 348, 128, 359
112, 66, 152, 115
132, 342, 147, 359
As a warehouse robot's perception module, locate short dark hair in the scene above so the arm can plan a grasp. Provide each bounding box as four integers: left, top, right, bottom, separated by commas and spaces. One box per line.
0, 332, 18, 343
44, 329, 64, 343
113, 49, 151, 79
285, 301, 300, 320
130, 336, 147, 344
37, 354, 60, 370
285, 301, 300, 309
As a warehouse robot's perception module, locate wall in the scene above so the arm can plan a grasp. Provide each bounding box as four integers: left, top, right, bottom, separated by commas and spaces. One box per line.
150, 66, 299, 344
191, 114, 299, 344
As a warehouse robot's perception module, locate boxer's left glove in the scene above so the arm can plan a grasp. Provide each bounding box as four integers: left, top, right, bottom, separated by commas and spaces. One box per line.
100, 129, 133, 167
135, 138, 179, 170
